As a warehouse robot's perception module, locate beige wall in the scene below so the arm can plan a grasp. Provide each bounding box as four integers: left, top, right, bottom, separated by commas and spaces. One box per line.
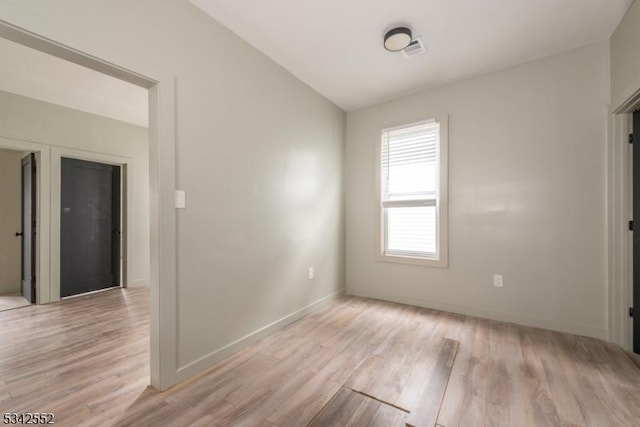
0, 0, 346, 383
611, 0, 640, 110
0, 90, 150, 289
0, 148, 22, 295
346, 43, 610, 339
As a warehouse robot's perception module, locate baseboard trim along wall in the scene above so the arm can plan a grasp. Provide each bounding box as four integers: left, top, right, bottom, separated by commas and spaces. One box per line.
128, 279, 150, 287
348, 288, 608, 340
175, 287, 346, 383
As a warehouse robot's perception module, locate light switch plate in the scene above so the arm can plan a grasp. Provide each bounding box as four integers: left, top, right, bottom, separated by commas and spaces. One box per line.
493, 274, 503, 287
175, 190, 186, 209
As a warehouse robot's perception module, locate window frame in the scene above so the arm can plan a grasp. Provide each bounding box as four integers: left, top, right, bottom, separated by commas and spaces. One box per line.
375, 115, 449, 268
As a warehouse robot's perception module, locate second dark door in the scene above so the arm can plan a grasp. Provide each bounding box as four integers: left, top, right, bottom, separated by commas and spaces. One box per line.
61, 158, 121, 298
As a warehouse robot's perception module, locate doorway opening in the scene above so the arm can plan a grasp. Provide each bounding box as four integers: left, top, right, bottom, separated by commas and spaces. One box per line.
0, 148, 36, 312
608, 86, 640, 352
0, 20, 178, 390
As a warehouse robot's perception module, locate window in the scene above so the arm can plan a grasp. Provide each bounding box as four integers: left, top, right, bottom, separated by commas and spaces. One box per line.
377, 116, 448, 267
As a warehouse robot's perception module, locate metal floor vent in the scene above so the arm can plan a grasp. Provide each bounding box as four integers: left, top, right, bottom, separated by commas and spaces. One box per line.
403, 36, 426, 58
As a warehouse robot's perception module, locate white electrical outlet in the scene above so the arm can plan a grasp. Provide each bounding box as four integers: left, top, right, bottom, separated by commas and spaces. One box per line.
308, 267, 314, 280
493, 274, 503, 287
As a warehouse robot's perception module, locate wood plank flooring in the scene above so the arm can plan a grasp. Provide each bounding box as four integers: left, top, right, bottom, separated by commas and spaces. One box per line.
308, 387, 408, 426
405, 339, 458, 427
1, 288, 640, 426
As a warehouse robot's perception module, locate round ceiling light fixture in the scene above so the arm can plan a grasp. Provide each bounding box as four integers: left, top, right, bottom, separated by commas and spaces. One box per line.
384, 27, 412, 51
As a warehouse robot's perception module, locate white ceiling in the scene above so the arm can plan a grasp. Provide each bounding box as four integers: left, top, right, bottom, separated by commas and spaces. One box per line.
191, 0, 633, 111
0, 37, 148, 127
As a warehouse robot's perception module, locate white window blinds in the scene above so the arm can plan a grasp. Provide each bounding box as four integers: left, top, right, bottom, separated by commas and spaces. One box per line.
381, 120, 439, 257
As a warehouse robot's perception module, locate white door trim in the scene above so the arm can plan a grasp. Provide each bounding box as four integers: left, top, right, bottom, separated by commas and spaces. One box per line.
608, 113, 633, 349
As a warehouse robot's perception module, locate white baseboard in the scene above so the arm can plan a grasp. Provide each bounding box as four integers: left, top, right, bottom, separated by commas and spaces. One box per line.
176, 287, 346, 383
348, 287, 608, 340
128, 278, 150, 287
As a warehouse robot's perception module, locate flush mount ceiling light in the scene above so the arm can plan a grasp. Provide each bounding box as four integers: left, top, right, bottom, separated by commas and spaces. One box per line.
384, 27, 412, 52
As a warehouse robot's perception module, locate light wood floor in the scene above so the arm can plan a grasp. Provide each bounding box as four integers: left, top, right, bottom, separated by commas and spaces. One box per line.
1, 288, 640, 426
0, 294, 30, 312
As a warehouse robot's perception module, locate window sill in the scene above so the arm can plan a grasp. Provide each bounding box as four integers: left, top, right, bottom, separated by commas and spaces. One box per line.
375, 252, 448, 268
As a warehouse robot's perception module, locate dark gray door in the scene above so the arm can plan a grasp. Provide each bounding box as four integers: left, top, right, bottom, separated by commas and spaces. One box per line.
61, 158, 121, 298
20, 154, 36, 303
634, 110, 640, 353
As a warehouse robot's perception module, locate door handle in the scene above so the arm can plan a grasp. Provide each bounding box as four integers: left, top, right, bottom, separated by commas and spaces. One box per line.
16, 232, 23, 237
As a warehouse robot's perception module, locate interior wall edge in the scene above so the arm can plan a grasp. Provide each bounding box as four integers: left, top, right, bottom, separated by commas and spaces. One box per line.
174, 286, 346, 384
